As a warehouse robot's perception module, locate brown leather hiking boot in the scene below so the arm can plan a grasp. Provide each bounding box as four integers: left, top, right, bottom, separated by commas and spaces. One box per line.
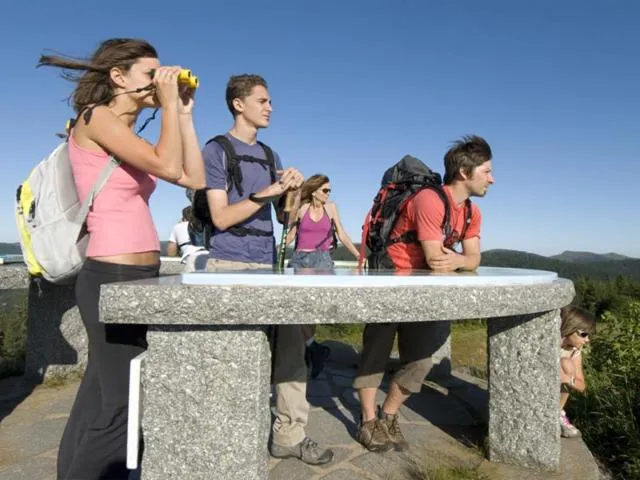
379, 409, 409, 452
357, 417, 393, 452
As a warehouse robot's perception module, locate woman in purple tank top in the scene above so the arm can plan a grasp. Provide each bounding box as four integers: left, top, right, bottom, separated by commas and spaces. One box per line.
284, 174, 360, 377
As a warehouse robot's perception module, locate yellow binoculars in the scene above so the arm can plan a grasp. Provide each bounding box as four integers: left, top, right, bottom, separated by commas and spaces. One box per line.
150, 68, 199, 89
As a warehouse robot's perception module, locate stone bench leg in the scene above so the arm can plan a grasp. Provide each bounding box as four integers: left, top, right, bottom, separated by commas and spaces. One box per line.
25, 278, 86, 382
487, 310, 560, 470
140, 326, 272, 480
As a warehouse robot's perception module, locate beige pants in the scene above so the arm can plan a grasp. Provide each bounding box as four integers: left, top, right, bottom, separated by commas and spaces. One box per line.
206, 258, 309, 446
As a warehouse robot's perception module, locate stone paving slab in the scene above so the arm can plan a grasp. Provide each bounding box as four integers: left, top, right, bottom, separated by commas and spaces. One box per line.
0, 351, 603, 480
0, 455, 57, 480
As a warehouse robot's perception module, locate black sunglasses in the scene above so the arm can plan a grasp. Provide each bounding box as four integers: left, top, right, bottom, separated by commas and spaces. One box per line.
321, 188, 331, 194
575, 330, 590, 338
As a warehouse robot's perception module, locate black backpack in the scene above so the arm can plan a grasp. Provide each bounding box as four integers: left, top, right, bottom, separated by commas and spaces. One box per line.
191, 135, 277, 245
360, 155, 471, 270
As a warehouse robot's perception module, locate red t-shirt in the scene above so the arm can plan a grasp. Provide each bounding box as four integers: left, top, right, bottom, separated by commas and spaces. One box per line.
386, 186, 481, 269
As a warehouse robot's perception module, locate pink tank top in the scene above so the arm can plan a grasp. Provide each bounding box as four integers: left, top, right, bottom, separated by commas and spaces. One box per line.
296, 206, 333, 251
68, 135, 160, 257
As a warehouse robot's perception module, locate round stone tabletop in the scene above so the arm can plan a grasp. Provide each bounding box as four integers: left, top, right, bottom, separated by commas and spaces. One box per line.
100, 266, 575, 325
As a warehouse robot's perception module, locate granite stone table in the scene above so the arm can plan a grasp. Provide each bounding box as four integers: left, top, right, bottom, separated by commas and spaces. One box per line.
99, 267, 574, 479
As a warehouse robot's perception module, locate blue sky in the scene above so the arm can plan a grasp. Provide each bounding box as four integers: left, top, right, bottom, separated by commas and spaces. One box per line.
1, 1, 638, 257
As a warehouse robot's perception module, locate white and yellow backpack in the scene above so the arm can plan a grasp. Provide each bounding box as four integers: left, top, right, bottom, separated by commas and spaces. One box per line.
15, 137, 118, 284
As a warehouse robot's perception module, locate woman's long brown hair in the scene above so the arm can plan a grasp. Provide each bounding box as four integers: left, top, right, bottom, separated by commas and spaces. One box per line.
37, 38, 157, 114
300, 174, 330, 205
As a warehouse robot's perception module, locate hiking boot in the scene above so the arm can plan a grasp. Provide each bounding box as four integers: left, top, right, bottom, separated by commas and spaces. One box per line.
560, 410, 581, 438
270, 437, 334, 465
379, 408, 409, 451
357, 417, 393, 452
305, 341, 331, 379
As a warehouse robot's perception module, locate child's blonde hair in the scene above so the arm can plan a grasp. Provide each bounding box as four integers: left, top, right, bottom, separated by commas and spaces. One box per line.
560, 306, 596, 338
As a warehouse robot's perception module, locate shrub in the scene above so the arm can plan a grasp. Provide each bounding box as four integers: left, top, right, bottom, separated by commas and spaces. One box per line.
0, 291, 28, 378
568, 301, 640, 479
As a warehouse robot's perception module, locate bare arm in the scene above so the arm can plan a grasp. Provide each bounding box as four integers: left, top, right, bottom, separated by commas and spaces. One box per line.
460, 236, 482, 270
82, 105, 183, 182
167, 242, 178, 257
79, 68, 190, 181
285, 224, 297, 247
206, 175, 304, 231
284, 204, 304, 246
206, 189, 273, 231
572, 354, 586, 392
173, 114, 205, 189
328, 203, 360, 259
420, 236, 481, 272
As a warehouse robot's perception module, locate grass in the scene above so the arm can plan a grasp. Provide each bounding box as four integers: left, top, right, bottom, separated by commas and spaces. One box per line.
316, 321, 488, 378
388, 466, 489, 480
0, 290, 28, 379
316, 324, 363, 348
450, 322, 487, 379
43, 370, 83, 388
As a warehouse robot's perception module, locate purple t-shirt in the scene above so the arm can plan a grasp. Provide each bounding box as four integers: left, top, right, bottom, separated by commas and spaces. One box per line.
204, 133, 283, 264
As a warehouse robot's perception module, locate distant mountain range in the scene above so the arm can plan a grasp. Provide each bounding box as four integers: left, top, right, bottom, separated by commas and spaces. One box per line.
0, 243, 22, 255
548, 250, 632, 263
2, 242, 638, 281
481, 249, 640, 281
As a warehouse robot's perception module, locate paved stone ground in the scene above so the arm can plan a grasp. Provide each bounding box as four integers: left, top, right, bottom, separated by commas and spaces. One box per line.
0, 341, 603, 479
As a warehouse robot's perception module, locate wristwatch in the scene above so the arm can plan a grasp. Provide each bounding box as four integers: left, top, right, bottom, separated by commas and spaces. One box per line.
249, 193, 271, 205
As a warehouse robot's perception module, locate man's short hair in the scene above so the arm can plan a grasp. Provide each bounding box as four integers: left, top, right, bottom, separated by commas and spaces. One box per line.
225, 74, 268, 116
443, 135, 492, 185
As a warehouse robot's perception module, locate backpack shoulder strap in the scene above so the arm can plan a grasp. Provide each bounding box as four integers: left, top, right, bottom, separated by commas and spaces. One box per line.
75, 156, 120, 223
324, 205, 339, 250
209, 134, 236, 156
388, 185, 450, 246
257, 141, 277, 184
209, 135, 243, 195
430, 185, 452, 238
459, 199, 473, 240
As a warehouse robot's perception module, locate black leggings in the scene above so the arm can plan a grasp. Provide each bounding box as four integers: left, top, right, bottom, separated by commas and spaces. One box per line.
57, 259, 159, 480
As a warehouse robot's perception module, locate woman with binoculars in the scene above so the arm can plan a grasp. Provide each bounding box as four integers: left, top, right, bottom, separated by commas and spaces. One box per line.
38, 38, 205, 480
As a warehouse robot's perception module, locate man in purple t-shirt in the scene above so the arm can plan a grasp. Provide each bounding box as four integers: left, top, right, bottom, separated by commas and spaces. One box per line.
203, 74, 334, 466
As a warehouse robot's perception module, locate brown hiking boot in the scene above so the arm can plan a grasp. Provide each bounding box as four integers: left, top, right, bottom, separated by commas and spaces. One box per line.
379, 409, 409, 452
357, 417, 393, 452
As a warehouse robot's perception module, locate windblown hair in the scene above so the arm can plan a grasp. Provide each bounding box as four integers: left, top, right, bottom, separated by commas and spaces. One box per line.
560, 306, 597, 338
37, 38, 157, 114
443, 135, 492, 185
225, 74, 268, 116
300, 174, 330, 205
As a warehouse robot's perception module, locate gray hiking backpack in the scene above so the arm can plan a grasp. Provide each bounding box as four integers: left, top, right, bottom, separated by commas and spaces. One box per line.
15, 141, 119, 284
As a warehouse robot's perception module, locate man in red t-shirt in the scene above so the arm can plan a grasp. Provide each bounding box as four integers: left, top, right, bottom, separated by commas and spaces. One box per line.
354, 135, 495, 452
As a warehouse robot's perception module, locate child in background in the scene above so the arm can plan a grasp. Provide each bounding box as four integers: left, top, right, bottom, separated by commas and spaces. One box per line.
559, 305, 596, 438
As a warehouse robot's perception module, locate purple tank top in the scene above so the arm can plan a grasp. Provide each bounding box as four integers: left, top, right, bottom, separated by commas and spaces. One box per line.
296, 207, 333, 251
